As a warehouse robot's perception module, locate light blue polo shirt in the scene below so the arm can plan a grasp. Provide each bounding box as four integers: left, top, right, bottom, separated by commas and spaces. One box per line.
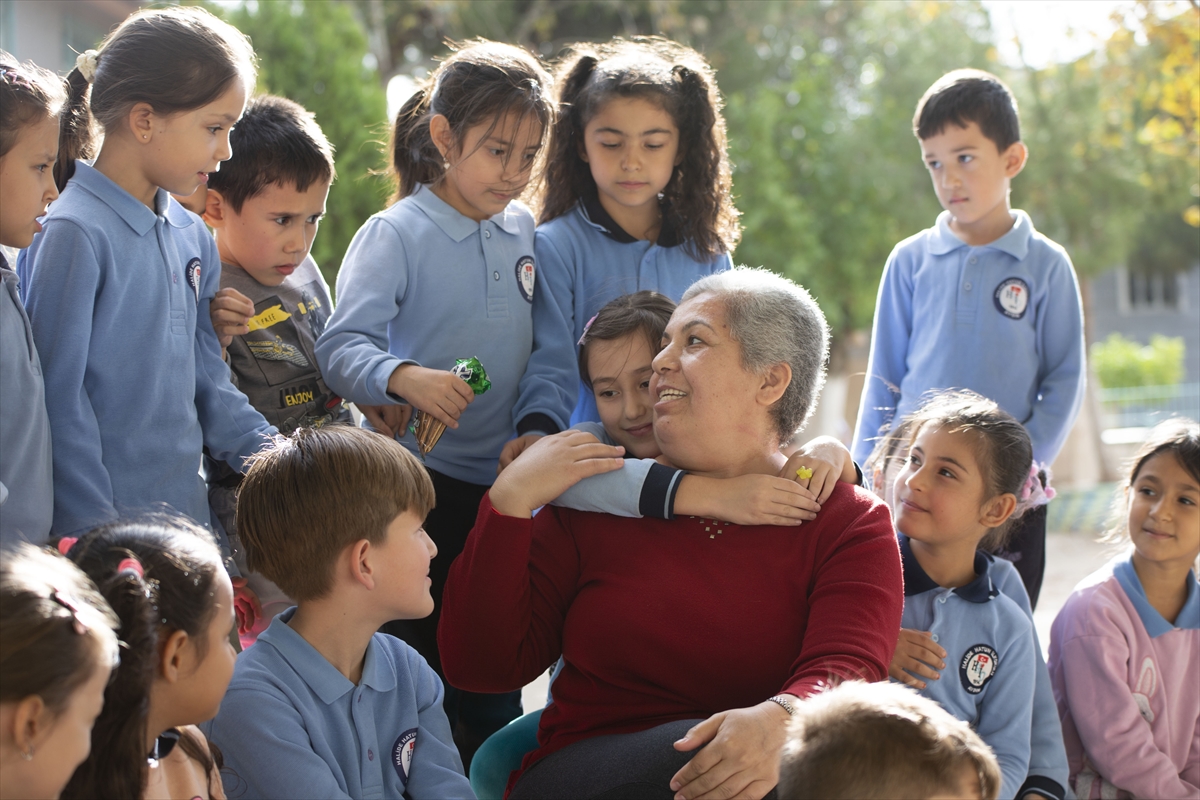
315, 184, 535, 486
513, 192, 732, 435
1114, 557, 1200, 636
897, 535, 1037, 800
20, 161, 275, 538
852, 210, 1085, 466
203, 609, 473, 800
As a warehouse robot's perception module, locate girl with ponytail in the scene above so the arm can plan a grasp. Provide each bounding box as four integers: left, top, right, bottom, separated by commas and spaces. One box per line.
19, 7, 274, 549
505, 37, 742, 462
60, 516, 235, 799
314, 39, 553, 762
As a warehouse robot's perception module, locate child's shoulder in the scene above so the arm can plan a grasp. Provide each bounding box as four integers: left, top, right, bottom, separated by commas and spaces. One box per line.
1053, 556, 1135, 638
1009, 209, 1073, 270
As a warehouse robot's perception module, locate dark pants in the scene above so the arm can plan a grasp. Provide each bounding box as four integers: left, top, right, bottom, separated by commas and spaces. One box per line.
990, 502, 1048, 610
510, 719, 780, 800
380, 467, 522, 771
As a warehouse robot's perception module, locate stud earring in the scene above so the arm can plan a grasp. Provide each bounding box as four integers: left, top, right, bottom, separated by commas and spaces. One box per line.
20, 743, 33, 761
142, 134, 148, 140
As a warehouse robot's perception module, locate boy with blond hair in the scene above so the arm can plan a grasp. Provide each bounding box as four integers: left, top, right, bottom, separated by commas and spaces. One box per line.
202, 426, 472, 799
778, 681, 1000, 800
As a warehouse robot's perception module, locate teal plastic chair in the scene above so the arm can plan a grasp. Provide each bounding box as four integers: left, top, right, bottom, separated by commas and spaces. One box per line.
469, 708, 543, 799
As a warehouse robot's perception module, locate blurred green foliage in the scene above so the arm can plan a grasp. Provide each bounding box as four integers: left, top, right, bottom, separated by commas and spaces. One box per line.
1091, 333, 1185, 388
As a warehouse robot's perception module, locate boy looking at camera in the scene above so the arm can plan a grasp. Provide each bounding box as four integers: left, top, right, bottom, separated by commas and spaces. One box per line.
851, 69, 1085, 609
201, 95, 352, 643
202, 426, 473, 799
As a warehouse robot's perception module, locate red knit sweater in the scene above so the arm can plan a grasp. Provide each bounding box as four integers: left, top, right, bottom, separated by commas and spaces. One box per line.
438, 481, 903, 783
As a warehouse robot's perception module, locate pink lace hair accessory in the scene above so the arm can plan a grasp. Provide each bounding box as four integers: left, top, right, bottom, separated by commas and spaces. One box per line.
1019, 463, 1056, 508
116, 557, 144, 579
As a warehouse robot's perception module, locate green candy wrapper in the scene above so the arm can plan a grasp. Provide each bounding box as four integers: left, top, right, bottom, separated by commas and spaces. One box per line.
409, 357, 491, 457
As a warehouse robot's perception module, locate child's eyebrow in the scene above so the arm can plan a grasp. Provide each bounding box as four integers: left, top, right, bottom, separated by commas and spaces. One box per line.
933, 455, 969, 472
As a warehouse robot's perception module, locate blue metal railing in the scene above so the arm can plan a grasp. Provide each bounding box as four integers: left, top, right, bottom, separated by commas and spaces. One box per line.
1098, 383, 1200, 429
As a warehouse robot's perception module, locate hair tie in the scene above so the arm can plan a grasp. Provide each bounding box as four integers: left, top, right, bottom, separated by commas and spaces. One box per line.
75, 50, 99, 82
1019, 463, 1056, 508
577, 314, 599, 346
116, 557, 144, 579
56, 536, 79, 556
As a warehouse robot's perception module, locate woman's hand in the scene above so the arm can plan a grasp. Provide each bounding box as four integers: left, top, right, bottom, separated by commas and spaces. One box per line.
670, 700, 791, 800
675, 474, 821, 526
889, 628, 947, 690
210, 286, 254, 355
780, 436, 857, 504
357, 404, 412, 439
386, 364, 475, 429
489, 431, 625, 518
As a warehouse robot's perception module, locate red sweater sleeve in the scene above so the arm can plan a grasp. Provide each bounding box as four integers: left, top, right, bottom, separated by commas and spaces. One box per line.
438, 494, 577, 692
781, 497, 903, 697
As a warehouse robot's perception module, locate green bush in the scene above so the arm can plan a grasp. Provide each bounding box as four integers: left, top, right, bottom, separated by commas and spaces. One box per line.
1090, 333, 1185, 388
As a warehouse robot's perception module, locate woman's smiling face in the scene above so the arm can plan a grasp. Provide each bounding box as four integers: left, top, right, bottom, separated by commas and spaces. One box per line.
650, 292, 771, 475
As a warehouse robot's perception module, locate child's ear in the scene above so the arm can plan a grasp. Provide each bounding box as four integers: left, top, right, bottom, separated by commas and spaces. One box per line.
348, 539, 376, 591
577, 137, 589, 163
158, 629, 191, 684
8, 695, 47, 753
128, 102, 155, 143
756, 362, 792, 409
980, 492, 1018, 529
1002, 141, 1028, 179
429, 114, 455, 163
203, 189, 228, 228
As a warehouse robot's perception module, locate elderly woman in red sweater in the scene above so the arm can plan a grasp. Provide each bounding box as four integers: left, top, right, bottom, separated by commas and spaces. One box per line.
439, 268, 903, 800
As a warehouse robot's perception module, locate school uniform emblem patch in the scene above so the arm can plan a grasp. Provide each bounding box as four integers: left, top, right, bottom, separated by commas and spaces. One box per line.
959, 644, 999, 694
515, 255, 535, 302
392, 728, 417, 785
185, 258, 202, 304
993, 277, 1029, 319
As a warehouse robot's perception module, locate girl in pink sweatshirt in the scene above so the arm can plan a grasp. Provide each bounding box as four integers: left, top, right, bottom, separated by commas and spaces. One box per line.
1048, 418, 1199, 799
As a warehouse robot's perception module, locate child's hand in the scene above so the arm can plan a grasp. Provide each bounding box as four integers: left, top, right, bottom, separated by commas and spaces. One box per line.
676, 474, 820, 526
889, 628, 947, 690
210, 287, 254, 354
358, 404, 412, 438
781, 436, 856, 504
498, 433, 545, 474
387, 364, 474, 430
230, 577, 262, 637
489, 431, 624, 518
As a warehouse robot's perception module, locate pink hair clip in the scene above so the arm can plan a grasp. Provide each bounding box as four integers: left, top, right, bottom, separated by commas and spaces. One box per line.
116, 557, 144, 579
577, 314, 599, 346
56, 536, 79, 555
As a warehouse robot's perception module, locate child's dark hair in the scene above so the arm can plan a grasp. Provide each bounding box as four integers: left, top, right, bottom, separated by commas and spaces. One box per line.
207, 94, 335, 213
56, 5, 256, 190
578, 290, 676, 388
236, 426, 436, 601
914, 68, 1020, 152
0, 544, 119, 712
779, 681, 1000, 800
541, 37, 741, 261
389, 39, 552, 202
902, 390, 1034, 550
59, 516, 224, 800
1106, 417, 1200, 542
0, 51, 65, 158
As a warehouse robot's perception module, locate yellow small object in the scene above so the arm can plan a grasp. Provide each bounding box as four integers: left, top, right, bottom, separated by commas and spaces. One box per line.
796, 466, 813, 480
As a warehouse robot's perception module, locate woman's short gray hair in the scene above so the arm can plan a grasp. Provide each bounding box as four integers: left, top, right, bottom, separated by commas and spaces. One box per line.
682, 267, 829, 442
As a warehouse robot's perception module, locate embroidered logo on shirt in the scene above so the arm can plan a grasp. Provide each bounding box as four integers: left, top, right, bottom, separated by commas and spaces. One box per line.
247, 304, 292, 332
185, 258, 201, 304
392, 728, 417, 786
959, 644, 999, 694
993, 277, 1029, 320
246, 336, 310, 367
515, 254, 535, 302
